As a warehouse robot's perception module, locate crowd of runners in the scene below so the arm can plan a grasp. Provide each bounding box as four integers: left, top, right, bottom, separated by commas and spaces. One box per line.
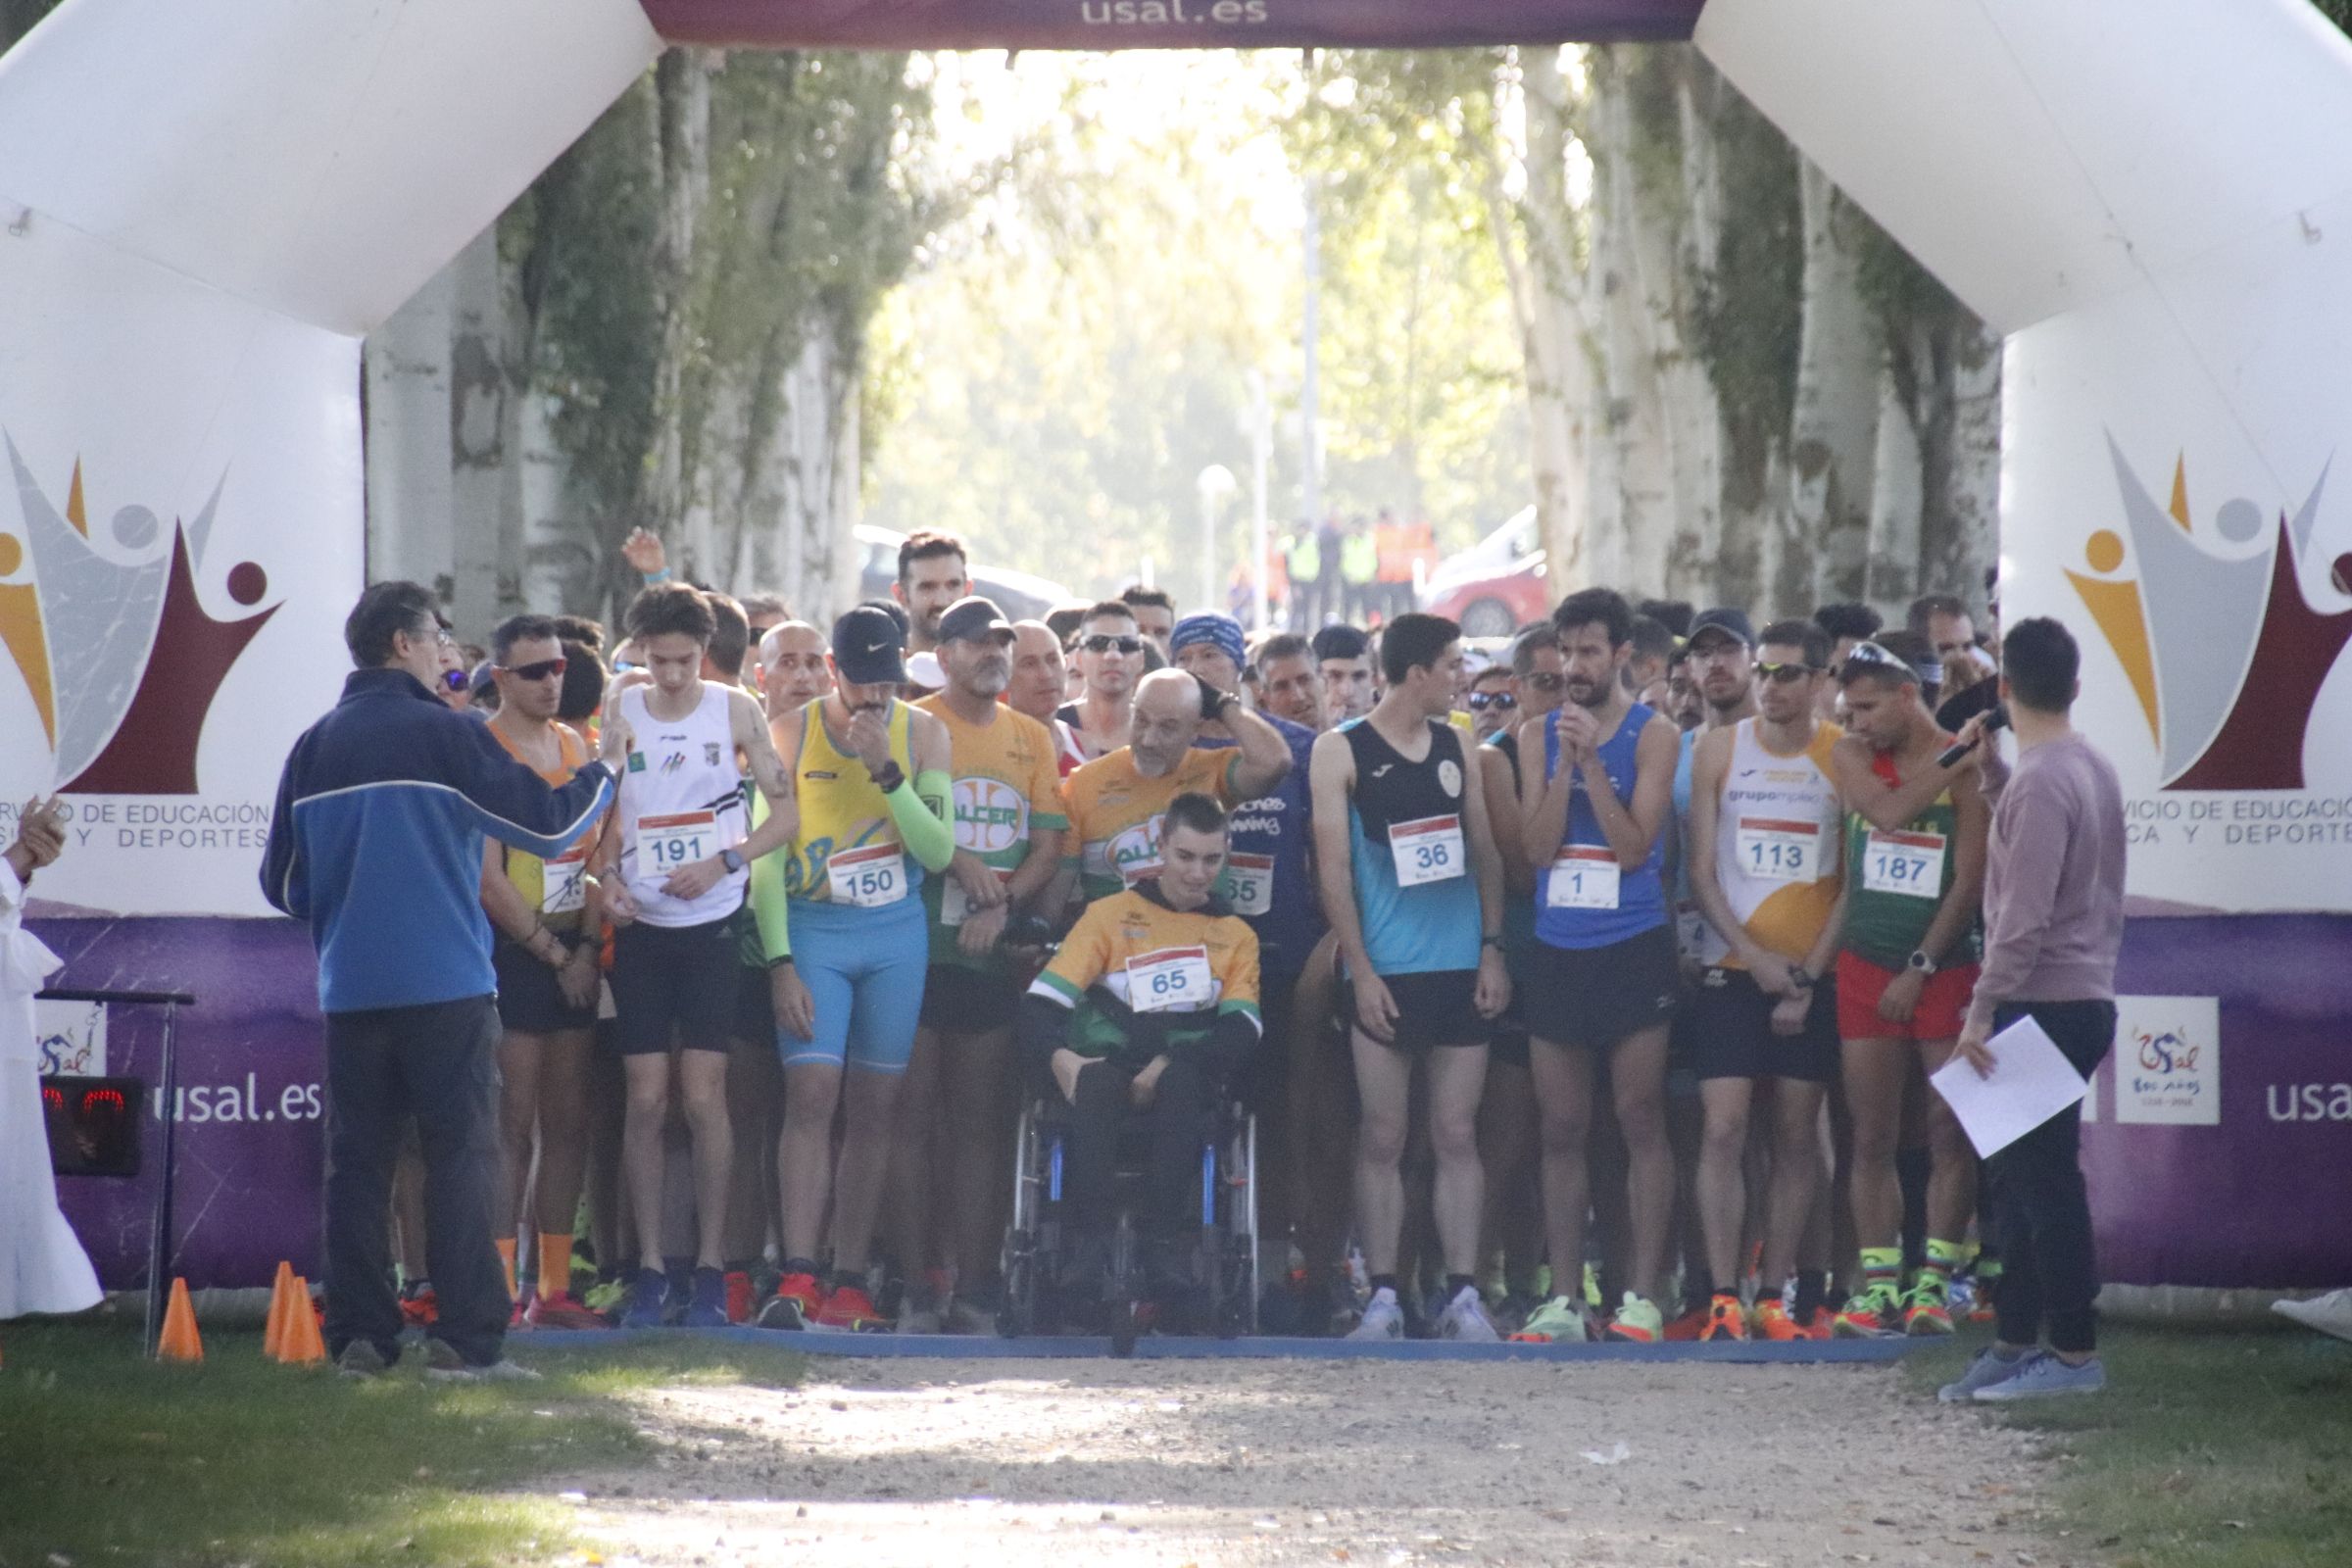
324, 526, 2047, 1354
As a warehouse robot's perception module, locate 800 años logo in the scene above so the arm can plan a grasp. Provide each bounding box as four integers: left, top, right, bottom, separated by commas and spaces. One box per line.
1, 439, 277, 795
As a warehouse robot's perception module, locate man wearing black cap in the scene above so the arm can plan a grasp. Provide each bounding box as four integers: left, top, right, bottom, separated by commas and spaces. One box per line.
1312, 623, 1378, 725
750, 606, 956, 1332
895, 597, 1071, 1332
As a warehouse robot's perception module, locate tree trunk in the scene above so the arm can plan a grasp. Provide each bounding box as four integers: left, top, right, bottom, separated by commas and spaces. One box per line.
1863, 362, 1923, 610
363, 268, 457, 607
1936, 318, 2002, 608
646, 48, 716, 576
1786, 158, 1880, 612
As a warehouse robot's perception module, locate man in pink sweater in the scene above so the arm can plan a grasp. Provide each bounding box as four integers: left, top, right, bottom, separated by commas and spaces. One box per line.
1938, 617, 2127, 1403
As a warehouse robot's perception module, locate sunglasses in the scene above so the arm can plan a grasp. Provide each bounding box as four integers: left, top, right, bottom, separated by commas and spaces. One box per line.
1754, 660, 1825, 684
1082, 634, 1145, 655
500, 657, 568, 682
440, 668, 469, 694
1466, 690, 1517, 712
1520, 670, 1566, 691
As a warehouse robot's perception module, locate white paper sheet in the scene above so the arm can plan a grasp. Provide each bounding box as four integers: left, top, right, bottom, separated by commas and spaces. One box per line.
1931, 1014, 2088, 1158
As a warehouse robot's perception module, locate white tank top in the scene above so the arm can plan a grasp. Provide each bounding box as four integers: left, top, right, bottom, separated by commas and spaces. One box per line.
1700, 716, 1844, 966
616, 682, 750, 928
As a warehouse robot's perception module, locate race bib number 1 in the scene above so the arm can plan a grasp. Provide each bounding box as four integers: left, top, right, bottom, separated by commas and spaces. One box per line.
1864, 828, 1943, 899
641, 810, 716, 874
827, 841, 907, 907
1127, 945, 1213, 1013
1736, 816, 1821, 885
1545, 845, 1620, 910
1222, 852, 1274, 917
1389, 814, 1466, 888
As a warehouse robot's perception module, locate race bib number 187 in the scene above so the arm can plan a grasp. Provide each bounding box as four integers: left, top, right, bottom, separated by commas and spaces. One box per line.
1863, 828, 1943, 899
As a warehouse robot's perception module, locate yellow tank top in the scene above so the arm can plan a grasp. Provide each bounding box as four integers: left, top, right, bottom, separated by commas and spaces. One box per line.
784, 699, 917, 903
489, 721, 595, 932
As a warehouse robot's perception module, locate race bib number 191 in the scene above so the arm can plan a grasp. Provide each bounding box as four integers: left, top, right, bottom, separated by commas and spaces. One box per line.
1127, 945, 1213, 1013
1389, 814, 1466, 888
641, 810, 716, 873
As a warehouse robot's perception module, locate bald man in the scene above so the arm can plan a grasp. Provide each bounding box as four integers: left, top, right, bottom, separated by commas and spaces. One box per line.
1007, 621, 1086, 776
759, 621, 834, 722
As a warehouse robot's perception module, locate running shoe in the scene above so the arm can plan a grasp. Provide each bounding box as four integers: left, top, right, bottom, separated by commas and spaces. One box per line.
944, 1294, 999, 1336
724, 1270, 756, 1325
1509, 1295, 1591, 1344
758, 1271, 824, 1331
1972, 1351, 2106, 1402
1698, 1295, 1748, 1342
1347, 1286, 1404, 1342
1662, 1303, 1710, 1343
582, 1277, 628, 1317
1805, 1305, 1837, 1339
1605, 1292, 1665, 1344
2274, 1288, 2352, 1344
1830, 1291, 1900, 1340
1750, 1298, 1807, 1342
1902, 1285, 1955, 1337
509, 1290, 530, 1330
1936, 1345, 2031, 1402
683, 1266, 729, 1328
398, 1283, 439, 1329
813, 1283, 891, 1332
1436, 1284, 1501, 1343
421, 1337, 542, 1384
620, 1266, 670, 1329
524, 1291, 613, 1330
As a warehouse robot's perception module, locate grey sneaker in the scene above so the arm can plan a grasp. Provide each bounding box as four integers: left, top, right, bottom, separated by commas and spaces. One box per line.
1436, 1284, 1501, 1344
1937, 1345, 2031, 1402
421, 1336, 543, 1383
335, 1339, 392, 1380
1346, 1287, 1404, 1342
1973, 1351, 2105, 1402
2274, 1288, 2352, 1344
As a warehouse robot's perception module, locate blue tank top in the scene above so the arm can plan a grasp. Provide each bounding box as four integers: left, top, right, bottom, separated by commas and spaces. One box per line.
1342, 717, 1482, 977
1534, 703, 1668, 951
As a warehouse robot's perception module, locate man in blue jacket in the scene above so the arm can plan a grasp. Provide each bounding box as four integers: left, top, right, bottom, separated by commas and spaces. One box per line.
264, 581, 615, 1379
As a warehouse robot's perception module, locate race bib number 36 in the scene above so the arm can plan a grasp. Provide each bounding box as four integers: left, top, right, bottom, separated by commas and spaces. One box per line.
1864, 828, 1943, 898
1127, 945, 1213, 1013
641, 810, 716, 873
1545, 845, 1620, 910
1389, 814, 1465, 888
1222, 852, 1274, 917
1736, 816, 1821, 885
827, 841, 907, 907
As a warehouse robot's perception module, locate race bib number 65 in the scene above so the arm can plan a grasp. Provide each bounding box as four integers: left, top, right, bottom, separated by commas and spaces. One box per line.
1389, 814, 1466, 888
1127, 945, 1213, 1013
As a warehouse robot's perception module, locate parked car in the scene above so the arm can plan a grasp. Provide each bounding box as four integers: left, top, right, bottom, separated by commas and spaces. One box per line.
1419, 508, 1547, 638
855, 524, 1074, 623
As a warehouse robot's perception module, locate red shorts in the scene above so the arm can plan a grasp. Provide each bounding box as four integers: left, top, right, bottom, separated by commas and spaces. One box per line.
1835, 952, 1980, 1042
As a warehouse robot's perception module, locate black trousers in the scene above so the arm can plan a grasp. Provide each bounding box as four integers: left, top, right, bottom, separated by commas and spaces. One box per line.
1986, 999, 2115, 1355
1054, 1055, 1214, 1241
322, 994, 506, 1367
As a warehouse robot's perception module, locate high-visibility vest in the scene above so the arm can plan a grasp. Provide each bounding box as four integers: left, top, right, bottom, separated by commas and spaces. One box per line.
1286, 531, 1321, 584
1340, 531, 1380, 586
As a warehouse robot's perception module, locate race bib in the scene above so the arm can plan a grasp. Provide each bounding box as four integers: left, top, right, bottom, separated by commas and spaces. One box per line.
1545, 845, 1620, 910
1736, 816, 1821, 885
540, 845, 590, 916
1126, 945, 1213, 1013
940, 866, 1011, 927
640, 810, 716, 874
1863, 828, 1944, 899
827, 841, 907, 907
1223, 852, 1274, 917
1389, 813, 1465, 888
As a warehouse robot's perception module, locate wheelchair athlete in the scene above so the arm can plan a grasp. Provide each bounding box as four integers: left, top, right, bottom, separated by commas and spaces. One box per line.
1017, 791, 1261, 1300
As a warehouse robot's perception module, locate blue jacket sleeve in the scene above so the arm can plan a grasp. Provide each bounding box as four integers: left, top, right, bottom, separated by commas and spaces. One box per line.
444, 720, 614, 857
260, 728, 313, 918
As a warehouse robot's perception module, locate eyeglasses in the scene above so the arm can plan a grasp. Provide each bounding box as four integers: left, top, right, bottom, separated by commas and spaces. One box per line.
440, 668, 469, 694
1082, 634, 1144, 655
1466, 691, 1517, 712
500, 658, 568, 682
1520, 670, 1566, 691
1754, 661, 1825, 684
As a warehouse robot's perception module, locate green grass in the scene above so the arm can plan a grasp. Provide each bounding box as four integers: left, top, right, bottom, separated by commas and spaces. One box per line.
1908, 1322, 2352, 1568
0, 1318, 806, 1568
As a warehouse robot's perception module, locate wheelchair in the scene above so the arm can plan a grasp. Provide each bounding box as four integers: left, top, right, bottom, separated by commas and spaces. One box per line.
997, 1091, 1260, 1353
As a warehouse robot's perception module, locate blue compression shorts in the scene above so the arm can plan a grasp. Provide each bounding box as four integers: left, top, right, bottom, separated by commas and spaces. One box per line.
777, 895, 929, 1075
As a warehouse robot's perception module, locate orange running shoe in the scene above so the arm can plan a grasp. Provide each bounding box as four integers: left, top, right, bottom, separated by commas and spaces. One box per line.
757, 1271, 825, 1331
524, 1291, 615, 1330
1902, 1288, 1955, 1337
399, 1285, 439, 1329
1751, 1298, 1806, 1342
814, 1283, 891, 1332
724, 1270, 756, 1325
1699, 1295, 1749, 1342
1663, 1304, 1711, 1343
1804, 1304, 1837, 1340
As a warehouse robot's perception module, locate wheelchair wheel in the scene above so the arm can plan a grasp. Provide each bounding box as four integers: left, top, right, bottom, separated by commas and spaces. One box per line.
1108, 1216, 1142, 1356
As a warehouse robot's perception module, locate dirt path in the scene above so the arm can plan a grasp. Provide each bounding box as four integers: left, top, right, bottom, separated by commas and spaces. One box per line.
547, 1355, 2067, 1567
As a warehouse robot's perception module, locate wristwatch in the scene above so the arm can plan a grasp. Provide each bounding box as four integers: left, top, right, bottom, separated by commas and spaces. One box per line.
720, 848, 746, 874
1788, 964, 1815, 990
1907, 949, 1938, 975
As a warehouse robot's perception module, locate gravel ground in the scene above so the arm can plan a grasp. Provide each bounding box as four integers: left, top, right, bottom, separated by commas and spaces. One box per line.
542, 1354, 2072, 1567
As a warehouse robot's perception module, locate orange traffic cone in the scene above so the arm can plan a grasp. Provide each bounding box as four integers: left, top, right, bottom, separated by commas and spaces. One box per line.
278, 1278, 326, 1366
263, 1261, 298, 1359
157, 1277, 203, 1362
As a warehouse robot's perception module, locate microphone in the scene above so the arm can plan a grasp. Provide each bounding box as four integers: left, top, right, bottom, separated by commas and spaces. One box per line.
1937, 704, 2008, 768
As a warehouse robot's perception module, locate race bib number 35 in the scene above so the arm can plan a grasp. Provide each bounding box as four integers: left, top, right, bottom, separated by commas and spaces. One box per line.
827, 841, 907, 907
1222, 852, 1274, 917
1127, 945, 1213, 1013
1736, 816, 1822, 885
1545, 845, 1620, 910
1389, 813, 1465, 888
641, 810, 716, 873
1863, 829, 1943, 899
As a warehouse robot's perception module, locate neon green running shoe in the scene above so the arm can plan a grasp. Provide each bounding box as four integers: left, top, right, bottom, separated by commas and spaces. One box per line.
1509, 1295, 1591, 1343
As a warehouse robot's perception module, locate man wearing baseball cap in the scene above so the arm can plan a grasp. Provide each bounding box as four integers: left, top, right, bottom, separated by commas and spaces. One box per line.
750, 605, 956, 1332
894, 597, 1070, 1332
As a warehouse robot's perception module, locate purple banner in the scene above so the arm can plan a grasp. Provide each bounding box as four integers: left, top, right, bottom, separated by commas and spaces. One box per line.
27, 909, 2352, 1292
640, 0, 1704, 51
36, 915, 324, 1292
